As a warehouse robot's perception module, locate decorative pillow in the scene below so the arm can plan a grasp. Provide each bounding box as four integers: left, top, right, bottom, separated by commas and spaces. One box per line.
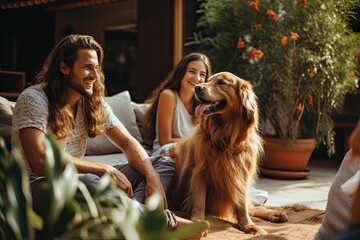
0, 96, 15, 150
85, 91, 143, 155
132, 102, 155, 151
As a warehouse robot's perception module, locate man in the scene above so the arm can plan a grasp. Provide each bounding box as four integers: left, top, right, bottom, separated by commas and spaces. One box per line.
313, 121, 360, 240
11, 34, 183, 229
313, 50, 360, 240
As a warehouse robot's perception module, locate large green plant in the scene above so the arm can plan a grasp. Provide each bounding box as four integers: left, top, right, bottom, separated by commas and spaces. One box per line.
0, 136, 41, 239
188, 0, 360, 155
0, 135, 207, 239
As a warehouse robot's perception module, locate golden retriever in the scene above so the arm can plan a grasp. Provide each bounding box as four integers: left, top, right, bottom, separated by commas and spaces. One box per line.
167, 72, 287, 235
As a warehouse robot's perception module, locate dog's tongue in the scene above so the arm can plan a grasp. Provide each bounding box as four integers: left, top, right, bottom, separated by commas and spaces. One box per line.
195, 103, 211, 116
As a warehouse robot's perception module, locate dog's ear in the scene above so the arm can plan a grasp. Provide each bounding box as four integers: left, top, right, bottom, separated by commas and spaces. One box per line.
239, 80, 258, 126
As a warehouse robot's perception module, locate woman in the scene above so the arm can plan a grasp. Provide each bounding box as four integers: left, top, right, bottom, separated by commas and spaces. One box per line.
145, 52, 268, 205
145, 52, 210, 156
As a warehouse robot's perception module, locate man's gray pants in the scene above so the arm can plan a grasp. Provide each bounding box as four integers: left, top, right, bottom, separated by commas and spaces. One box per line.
30, 155, 176, 216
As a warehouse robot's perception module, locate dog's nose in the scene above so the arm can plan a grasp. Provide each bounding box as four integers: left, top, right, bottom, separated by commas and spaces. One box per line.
195, 85, 204, 95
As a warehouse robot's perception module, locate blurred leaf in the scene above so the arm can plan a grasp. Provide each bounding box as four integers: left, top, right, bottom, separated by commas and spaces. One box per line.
0, 138, 35, 240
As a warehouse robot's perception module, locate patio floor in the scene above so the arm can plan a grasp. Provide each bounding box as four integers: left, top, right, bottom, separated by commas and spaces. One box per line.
255, 157, 342, 210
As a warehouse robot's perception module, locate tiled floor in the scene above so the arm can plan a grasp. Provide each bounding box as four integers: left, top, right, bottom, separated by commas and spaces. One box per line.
255, 158, 342, 210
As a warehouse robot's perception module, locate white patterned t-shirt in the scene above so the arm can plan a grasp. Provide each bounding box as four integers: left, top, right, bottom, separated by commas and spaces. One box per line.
11, 83, 120, 178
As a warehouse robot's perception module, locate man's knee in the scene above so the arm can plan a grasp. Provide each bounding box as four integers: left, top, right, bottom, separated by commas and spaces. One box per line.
151, 156, 176, 173
78, 173, 101, 192
30, 177, 48, 216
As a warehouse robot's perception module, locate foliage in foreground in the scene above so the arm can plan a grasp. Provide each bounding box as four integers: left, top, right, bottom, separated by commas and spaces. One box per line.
0, 134, 206, 239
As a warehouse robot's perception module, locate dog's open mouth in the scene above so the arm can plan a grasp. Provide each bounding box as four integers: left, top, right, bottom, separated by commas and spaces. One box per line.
195, 97, 227, 116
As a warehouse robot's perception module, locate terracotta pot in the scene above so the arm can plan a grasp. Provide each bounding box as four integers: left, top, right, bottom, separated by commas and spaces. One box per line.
262, 137, 316, 172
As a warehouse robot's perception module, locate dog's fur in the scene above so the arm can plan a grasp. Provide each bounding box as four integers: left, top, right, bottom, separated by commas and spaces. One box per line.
167, 72, 287, 235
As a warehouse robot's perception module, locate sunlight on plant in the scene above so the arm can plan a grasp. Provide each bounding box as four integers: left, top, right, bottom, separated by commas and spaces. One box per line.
188, 0, 360, 155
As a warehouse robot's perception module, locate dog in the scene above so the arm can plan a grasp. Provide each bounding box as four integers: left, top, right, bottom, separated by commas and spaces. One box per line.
167, 72, 287, 235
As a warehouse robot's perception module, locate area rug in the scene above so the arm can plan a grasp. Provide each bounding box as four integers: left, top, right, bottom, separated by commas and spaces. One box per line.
180, 204, 325, 240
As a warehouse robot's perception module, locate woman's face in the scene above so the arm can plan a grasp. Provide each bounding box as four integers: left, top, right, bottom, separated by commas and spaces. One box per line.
181, 60, 207, 94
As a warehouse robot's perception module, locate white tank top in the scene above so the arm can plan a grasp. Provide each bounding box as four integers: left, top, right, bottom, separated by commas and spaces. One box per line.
152, 92, 195, 155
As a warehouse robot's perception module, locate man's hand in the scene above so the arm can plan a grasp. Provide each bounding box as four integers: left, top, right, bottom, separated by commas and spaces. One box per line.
145, 173, 168, 209
105, 124, 169, 207
108, 167, 134, 198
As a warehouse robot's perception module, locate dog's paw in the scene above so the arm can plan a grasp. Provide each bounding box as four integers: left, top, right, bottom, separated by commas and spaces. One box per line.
268, 211, 288, 223
240, 224, 267, 235
253, 206, 289, 223
194, 220, 210, 237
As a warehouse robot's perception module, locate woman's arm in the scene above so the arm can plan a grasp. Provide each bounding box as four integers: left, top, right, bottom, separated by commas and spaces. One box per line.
157, 89, 182, 146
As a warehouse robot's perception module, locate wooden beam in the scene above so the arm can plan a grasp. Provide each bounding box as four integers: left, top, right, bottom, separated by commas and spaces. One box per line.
174, 0, 183, 66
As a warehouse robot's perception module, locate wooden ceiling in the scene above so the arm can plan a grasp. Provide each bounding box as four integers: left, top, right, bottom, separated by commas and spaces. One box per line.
0, 0, 123, 11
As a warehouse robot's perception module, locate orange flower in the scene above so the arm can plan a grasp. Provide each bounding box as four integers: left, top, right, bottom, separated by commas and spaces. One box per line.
280, 36, 288, 45
299, 0, 307, 4
249, 0, 260, 12
247, 49, 256, 59
256, 49, 264, 59
307, 70, 315, 78
266, 9, 278, 21
255, 24, 262, 29
233, 6, 239, 16
247, 48, 264, 59
237, 38, 245, 49
290, 31, 299, 40
307, 94, 313, 105
296, 103, 304, 111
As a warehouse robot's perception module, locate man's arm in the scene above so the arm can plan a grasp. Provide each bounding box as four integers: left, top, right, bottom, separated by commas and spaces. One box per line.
349, 120, 360, 161
19, 127, 134, 197
105, 122, 168, 207
351, 182, 360, 226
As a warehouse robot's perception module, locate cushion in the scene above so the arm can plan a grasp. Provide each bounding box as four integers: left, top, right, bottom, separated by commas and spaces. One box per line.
0, 96, 15, 150
131, 102, 155, 151
85, 91, 143, 155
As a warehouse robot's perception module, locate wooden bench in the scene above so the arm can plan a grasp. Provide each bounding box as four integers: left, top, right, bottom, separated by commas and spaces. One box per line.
0, 70, 26, 101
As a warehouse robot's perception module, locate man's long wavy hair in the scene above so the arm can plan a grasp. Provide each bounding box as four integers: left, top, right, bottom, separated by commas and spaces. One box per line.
35, 34, 106, 139
145, 52, 212, 132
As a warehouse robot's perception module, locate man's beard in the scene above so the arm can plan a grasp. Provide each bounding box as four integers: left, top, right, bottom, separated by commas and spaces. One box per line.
66, 72, 93, 99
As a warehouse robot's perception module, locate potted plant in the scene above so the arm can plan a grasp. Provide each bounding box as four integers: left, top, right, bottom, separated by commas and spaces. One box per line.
187, 0, 360, 178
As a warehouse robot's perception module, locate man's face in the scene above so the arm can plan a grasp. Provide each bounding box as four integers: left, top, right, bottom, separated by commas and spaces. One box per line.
64, 49, 99, 98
